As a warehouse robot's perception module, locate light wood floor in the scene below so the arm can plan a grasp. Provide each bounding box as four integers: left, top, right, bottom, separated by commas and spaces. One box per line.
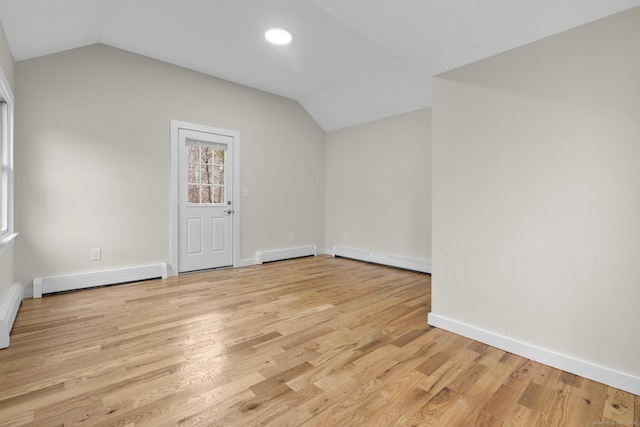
0, 256, 638, 426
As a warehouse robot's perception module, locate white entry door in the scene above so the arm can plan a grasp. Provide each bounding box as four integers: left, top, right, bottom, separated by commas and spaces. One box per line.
178, 128, 234, 272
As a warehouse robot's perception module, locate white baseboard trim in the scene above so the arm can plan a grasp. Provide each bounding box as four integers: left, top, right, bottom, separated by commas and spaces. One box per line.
0, 283, 23, 349
33, 263, 168, 298
256, 245, 317, 265
332, 246, 431, 273
428, 313, 640, 396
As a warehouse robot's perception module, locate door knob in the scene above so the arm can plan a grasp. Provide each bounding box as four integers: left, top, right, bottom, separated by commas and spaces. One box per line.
224, 209, 234, 215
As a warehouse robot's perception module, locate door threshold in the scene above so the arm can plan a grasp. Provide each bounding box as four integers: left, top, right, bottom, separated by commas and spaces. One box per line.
178, 265, 233, 275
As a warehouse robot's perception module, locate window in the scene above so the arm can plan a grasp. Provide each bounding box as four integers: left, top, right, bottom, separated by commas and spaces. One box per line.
1, 101, 10, 235
186, 141, 226, 205
0, 71, 14, 250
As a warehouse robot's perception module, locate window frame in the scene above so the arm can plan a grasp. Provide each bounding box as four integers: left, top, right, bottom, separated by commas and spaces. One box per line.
0, 65, 15, 256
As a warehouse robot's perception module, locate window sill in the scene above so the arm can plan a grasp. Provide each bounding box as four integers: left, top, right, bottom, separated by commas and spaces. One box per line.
0, 232, 17, 257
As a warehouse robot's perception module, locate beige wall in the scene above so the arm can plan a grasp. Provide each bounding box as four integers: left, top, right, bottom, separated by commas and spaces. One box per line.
0, 19, 14, 303
0, 246, 13, 299
14, 44, 325, 287
432, 7, 640, 378
325, 108, 431, 261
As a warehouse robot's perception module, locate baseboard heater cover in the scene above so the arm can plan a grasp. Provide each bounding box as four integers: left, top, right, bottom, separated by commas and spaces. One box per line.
256, 245, 317, 264
33, 263, 168, 298
332, 246, 431, 273
0, 283, 23, 349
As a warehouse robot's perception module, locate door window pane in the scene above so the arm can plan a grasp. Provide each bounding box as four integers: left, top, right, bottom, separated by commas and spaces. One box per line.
202, 146, 213, 164
188, 145, 199, 163
201, 185, 212, 204
186, 142, 225, 204
188, 164, 199, 183
214, 166, 224, 185
213, 185, 224, 204
201, 164, 212, 184
214, 149, 224, 165
188, 185, 200, 204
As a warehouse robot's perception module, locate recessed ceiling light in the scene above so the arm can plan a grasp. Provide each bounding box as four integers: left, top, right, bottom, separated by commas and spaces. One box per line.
265, 28, 292, 45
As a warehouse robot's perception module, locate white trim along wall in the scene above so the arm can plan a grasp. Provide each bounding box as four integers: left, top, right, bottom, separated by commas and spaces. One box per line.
0, 283, 22, 349
428, 313, 640, 396
33, 263, 167, 298
333, 246, 431, 273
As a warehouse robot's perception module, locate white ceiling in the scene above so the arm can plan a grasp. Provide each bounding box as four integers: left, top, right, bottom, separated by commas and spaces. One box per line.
1, 0, 639, 131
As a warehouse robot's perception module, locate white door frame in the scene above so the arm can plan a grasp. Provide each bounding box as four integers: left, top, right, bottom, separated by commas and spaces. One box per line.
169, 120, 240, 277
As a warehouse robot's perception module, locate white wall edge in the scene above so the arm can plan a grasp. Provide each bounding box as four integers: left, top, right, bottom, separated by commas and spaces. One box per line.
333, 246, 431, 273
427, 312, 640, 396
0, 283, 22, 349
237, 259, 258, 267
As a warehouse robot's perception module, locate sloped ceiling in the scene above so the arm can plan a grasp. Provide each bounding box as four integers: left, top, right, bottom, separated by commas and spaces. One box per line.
1, 0, 639, 130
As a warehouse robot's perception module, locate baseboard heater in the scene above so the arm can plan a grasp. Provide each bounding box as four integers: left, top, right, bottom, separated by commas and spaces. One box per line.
332, 246, 431, 273
256, 245, 317, 264
33, 263, 168, 298
0, 283, 22, 349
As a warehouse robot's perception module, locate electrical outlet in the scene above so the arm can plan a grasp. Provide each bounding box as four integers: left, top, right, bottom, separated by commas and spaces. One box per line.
91, 248, 101, 261
288, 233, 294, 241
343, 233, 348, 241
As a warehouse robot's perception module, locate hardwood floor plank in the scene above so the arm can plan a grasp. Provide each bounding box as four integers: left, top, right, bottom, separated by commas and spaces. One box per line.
481, 383, 526, 422
502, 403, 537, 426
603, 386, 635, 425
0, 411, 34, 427
0, 255, 636, 426
461, 408, 505, 427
